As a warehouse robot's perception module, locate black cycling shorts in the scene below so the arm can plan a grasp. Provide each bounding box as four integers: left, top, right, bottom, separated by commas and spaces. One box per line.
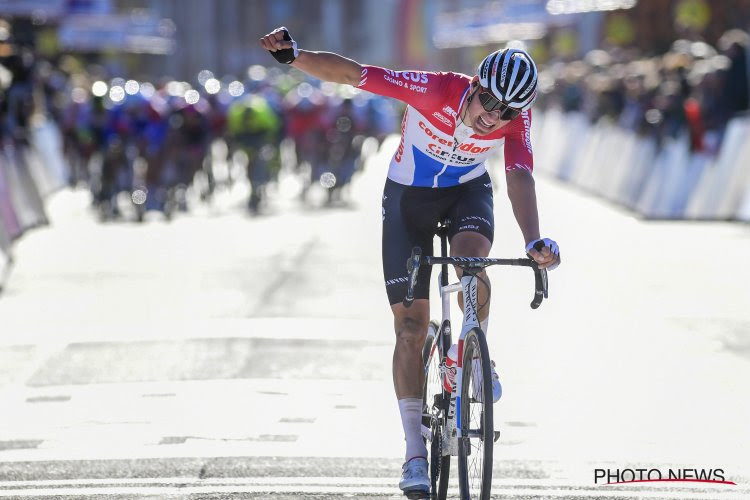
382, 172, 494, 305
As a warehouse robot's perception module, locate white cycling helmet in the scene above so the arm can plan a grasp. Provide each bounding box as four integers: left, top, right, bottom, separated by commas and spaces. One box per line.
477, 48, 538, 111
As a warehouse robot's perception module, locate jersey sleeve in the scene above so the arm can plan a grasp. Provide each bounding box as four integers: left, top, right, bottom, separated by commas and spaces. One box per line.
357, 65, 448, 109
503, 109, 534, 173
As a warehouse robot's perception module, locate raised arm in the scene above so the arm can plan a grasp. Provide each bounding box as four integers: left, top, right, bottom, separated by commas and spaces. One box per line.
259, 27, 361, 87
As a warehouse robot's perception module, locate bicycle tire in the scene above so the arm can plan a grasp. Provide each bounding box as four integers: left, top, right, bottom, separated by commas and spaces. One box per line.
422, 320, 450, 500
457, 328, 493, 500
422, 320, 440, 366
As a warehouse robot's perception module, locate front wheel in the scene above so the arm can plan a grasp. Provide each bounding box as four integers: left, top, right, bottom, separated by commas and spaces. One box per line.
457, 328, 493, 499
422, 320, 450, 500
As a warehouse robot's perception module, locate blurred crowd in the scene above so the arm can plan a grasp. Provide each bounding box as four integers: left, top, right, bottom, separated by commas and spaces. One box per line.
0, 39, 398, 231
538, 29, 750, 154
56, 69, 395, 219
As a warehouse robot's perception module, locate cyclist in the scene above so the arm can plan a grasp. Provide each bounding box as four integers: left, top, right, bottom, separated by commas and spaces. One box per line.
260, 27, 561, 497
324, 97, 364, 204
283, 84, 327, 202
227, 94, 281, 213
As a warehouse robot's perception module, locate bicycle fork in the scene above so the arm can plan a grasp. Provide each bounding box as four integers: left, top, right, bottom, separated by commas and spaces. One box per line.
442, 273, 481, 454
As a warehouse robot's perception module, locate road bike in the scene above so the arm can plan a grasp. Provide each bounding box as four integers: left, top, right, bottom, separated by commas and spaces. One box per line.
403, 219, 548, 500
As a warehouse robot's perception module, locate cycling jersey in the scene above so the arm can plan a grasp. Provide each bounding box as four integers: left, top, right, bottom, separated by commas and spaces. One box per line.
358, 65, 533, 188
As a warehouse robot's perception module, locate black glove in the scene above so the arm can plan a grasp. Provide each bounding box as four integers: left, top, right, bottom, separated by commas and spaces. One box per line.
269, 27, 298, 65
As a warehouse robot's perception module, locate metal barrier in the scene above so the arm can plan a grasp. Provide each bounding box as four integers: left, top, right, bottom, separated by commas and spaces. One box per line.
0, 118, 63, 293
532, 111, 750, 221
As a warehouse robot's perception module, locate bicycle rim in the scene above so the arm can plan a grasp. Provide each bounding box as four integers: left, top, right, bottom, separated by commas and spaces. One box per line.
457, 328, 493, 500
422, 321, 450, 500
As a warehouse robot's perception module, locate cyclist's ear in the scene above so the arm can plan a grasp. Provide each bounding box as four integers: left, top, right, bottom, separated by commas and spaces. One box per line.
468, 79, 480, 103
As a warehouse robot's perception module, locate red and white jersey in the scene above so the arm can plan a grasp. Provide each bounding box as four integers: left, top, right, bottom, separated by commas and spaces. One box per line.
358, 65, 533, 187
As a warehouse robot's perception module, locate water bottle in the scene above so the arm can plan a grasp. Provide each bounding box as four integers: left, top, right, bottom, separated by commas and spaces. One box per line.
443, 344, 458, 392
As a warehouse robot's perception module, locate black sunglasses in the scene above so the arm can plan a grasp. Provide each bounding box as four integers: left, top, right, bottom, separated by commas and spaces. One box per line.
477, 89, 521, 121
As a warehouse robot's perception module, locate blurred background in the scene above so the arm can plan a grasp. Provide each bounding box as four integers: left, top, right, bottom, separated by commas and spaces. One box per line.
1, 0, 749, 260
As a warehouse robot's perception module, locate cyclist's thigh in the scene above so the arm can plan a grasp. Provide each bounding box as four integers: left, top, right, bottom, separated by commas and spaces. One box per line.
447, 172, 494, 246
382, 179, 438, 305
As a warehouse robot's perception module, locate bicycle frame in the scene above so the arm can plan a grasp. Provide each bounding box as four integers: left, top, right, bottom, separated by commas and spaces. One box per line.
408, 224, 548, 499
454, 273, 480, 436
434, 258, 490, 439
406, 228, 548, 440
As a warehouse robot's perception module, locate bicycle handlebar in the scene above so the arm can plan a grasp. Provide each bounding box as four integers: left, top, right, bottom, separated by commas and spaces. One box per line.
402, 246, 549, 309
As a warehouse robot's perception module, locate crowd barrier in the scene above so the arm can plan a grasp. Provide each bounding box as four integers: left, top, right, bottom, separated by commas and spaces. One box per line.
531, 109, 750, 222
0, 117, 67, 292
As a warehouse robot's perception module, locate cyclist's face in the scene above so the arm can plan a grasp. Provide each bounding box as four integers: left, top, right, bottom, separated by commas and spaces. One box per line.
465, 86, 513, 135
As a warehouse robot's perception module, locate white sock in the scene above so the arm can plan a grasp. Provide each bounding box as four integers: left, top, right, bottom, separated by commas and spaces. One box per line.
398, 398, 427, 462
480, 316, 489, 334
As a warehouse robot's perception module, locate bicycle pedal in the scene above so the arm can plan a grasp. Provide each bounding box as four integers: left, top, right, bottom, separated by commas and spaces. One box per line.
494, 430, 501, 442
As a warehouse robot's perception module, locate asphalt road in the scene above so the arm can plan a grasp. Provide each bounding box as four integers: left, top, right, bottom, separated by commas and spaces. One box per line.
0, 136, 748, 499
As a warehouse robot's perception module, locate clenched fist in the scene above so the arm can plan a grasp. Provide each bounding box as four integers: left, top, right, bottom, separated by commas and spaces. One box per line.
259, 26, 298, 64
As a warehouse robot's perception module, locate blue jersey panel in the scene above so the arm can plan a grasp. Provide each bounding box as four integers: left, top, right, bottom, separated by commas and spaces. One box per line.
411, 146, 443, 187
436, 163, 481, 187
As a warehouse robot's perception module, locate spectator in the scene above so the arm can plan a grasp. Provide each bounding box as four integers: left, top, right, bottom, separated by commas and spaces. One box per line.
537, 29, 750, 153
718, 29, 750, 115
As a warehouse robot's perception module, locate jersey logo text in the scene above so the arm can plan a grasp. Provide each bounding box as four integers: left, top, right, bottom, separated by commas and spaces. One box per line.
432, 112, 452, 126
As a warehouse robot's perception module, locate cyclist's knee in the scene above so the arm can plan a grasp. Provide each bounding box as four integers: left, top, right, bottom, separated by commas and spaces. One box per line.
396, 317, 427, 344
451, 233, 491, 280
392, 302, 429, 348
450, 231, 491, 258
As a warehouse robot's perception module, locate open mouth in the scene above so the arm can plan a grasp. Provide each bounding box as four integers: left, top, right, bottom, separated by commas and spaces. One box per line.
477, 116, 493, 129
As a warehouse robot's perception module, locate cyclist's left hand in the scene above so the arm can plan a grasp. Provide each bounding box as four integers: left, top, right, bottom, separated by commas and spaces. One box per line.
525, 238, 560, 271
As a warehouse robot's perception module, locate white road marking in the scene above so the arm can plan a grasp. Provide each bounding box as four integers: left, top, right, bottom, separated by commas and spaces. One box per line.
0, 477, 746, 499
0, 484, 746, 499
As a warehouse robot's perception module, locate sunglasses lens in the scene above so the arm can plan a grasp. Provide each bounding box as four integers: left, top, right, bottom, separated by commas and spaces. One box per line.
500, 107, 521, 120
478, 91, 500, 112
478, 89, 521, 119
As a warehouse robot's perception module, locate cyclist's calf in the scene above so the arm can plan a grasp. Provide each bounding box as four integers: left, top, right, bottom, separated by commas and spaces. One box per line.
391, 300, 429, 399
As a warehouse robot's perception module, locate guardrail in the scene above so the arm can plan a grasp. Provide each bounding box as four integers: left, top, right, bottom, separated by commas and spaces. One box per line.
0, 118, 67, 292
530, 109, 750, 222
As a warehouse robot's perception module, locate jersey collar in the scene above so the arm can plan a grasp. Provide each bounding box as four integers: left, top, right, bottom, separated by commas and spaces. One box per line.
455, 85, 471, 130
